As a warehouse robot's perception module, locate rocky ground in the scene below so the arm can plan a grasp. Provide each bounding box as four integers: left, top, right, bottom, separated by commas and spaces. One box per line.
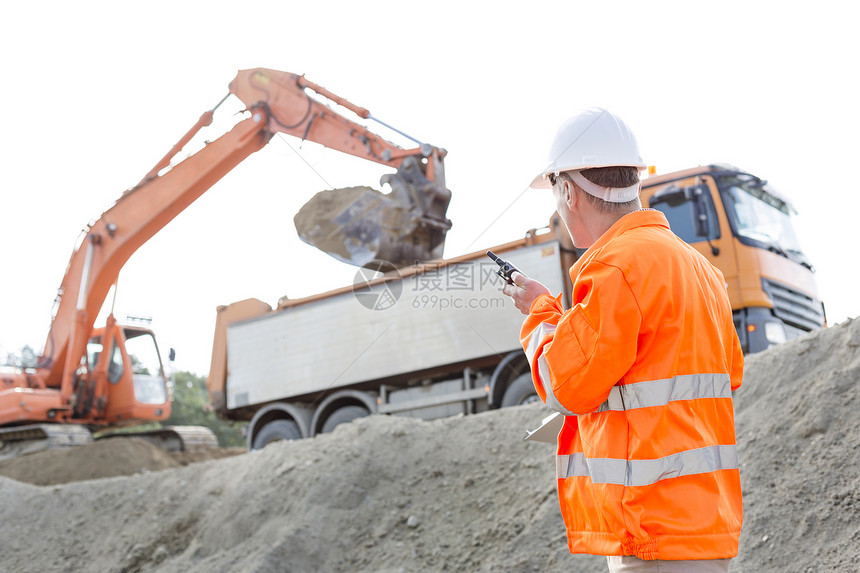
2, 318, 860, 572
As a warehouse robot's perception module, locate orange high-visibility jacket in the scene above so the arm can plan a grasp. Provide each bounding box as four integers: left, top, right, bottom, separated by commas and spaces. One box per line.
521, 209, 743, 560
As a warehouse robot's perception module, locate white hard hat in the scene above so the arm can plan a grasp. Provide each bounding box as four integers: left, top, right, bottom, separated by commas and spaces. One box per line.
530, 107, 646, 190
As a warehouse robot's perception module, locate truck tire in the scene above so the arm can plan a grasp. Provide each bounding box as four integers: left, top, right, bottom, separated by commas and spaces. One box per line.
501, 373, 540, 407
252, 419, 301, 450
320, 405, 370, 434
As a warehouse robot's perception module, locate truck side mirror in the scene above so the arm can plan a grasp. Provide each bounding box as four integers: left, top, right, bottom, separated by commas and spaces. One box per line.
690, 185, 720, 256
691, 187, 710, 238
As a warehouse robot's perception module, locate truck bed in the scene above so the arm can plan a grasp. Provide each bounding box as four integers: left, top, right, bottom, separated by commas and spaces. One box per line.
225, 241, 567, 410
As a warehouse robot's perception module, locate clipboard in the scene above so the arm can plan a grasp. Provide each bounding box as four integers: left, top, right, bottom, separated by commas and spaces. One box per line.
524, 411, 563, 443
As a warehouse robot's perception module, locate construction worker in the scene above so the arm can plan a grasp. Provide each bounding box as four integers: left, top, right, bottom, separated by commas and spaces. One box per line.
501, 107, 743, 572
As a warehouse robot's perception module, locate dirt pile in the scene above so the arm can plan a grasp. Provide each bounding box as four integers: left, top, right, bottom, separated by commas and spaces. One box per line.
1, 318, 859, 573
732, 317, 860, 571
294, 186, 399, 267
0, 405, 592, 573
0, 437, 244, 486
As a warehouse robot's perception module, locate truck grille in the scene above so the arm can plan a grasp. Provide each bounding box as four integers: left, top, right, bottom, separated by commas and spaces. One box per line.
762, 278, 825, 331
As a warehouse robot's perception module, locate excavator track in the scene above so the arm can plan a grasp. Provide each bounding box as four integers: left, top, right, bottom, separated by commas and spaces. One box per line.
0, 424, 93, 461
103, 425, 219, 454
0, 424, 218, 461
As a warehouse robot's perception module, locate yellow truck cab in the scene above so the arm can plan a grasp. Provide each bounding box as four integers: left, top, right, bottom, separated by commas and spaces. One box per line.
641, 164, 825, 353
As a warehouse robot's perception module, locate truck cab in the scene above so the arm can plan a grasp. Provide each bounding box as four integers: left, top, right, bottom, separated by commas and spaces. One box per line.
641, 164, 825, 353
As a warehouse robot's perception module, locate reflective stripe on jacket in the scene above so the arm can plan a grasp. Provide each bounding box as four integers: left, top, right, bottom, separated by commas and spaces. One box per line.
520, 209, 743, 561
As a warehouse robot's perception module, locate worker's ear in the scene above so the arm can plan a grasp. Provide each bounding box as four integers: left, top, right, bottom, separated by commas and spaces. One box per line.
563, 179, 576, 209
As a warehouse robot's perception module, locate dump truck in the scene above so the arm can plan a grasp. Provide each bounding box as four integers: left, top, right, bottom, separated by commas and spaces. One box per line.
208, 164, 825, 449
0, 67, 452, 458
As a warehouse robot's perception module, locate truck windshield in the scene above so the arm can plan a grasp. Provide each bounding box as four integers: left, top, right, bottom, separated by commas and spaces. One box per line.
717, 174, 811, 268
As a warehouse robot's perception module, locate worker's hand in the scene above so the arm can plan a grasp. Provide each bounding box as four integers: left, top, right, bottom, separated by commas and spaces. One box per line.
501, 272, 552, 315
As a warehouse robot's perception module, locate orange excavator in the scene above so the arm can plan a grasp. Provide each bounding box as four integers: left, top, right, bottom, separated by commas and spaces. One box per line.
0, 68, 452, 458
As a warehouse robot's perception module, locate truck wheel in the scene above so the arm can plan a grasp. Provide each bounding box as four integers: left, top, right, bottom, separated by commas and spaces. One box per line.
501, 373, 540, 407
252, 419, 301, 450
321, 405, 370, 434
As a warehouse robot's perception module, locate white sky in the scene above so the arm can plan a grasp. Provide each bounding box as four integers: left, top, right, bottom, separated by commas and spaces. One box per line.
1, 1, 857, 375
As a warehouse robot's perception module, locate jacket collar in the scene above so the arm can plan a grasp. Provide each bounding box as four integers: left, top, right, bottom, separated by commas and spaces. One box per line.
572, 209, 670, 273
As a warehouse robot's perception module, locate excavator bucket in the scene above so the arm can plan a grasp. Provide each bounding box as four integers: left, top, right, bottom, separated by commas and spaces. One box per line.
294, 157, 452, 268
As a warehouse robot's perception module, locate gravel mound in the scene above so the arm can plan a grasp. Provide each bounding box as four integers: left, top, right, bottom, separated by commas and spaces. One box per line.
733, 317, 860, 572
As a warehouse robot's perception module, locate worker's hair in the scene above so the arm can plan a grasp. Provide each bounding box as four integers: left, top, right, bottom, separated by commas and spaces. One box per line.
571, 166, 641, 213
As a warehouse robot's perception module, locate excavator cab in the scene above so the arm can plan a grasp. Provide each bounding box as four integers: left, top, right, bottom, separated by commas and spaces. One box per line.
86, 319, 171, 425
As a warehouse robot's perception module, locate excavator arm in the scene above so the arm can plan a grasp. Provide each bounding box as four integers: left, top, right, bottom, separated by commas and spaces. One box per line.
33, 68, 452, 402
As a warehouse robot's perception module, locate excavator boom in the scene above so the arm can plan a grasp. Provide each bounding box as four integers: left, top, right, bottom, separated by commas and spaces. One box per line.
1, 68, 452, 434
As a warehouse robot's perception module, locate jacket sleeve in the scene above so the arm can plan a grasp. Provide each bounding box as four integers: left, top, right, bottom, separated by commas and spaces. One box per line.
520, 260, 641, 415
729, 328, 744, 391
520, 293, 565, 411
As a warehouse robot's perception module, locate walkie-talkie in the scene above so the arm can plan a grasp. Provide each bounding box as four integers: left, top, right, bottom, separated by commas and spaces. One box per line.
487, 250, 525, 287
